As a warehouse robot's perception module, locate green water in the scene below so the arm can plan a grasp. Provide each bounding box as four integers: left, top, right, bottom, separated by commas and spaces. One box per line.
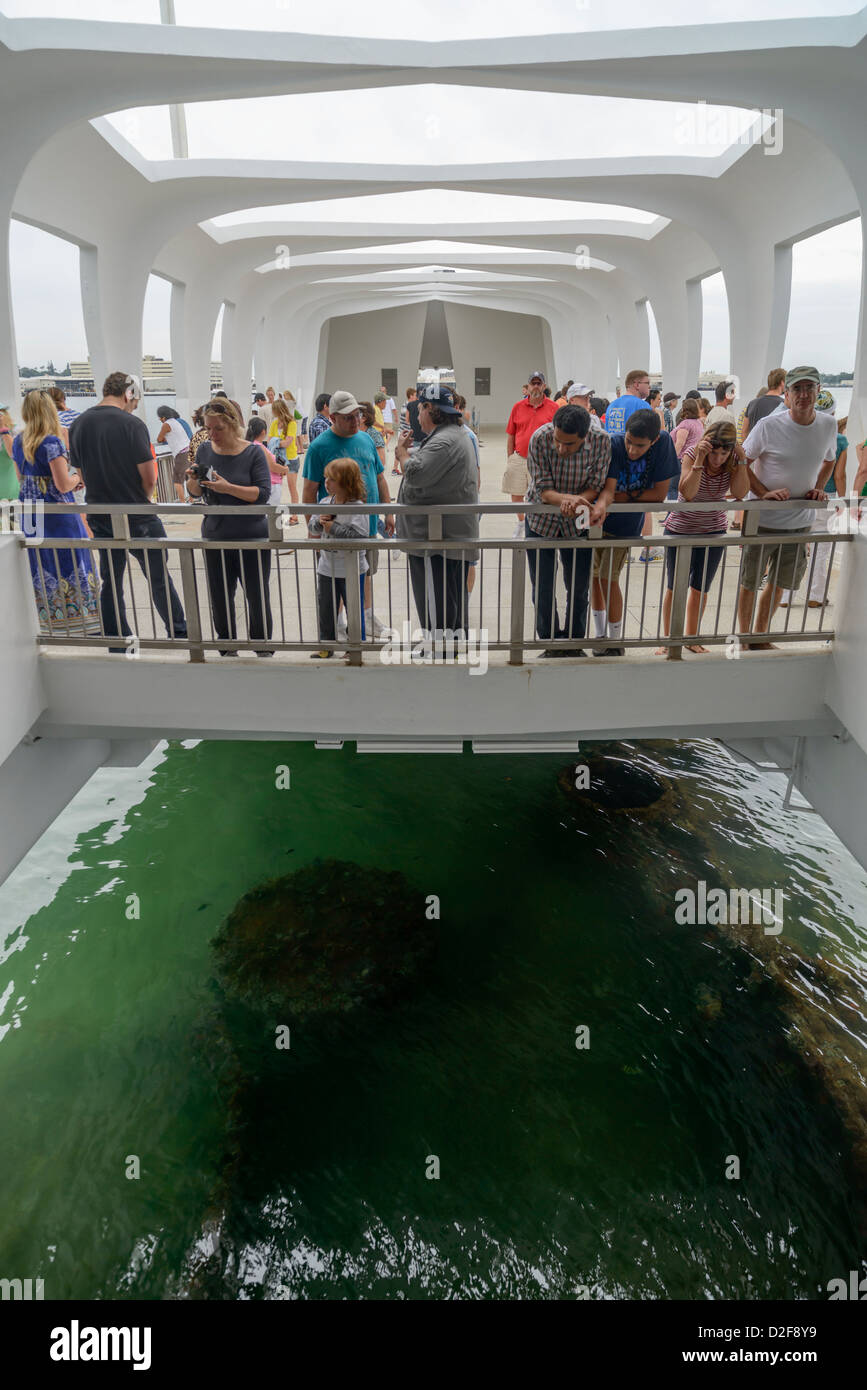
1, 739, 866, 1300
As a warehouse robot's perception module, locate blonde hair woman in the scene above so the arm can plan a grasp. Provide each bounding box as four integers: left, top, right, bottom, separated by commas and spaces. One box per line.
267, 397, 299, 511
0, 402, 17, 500
12, 391, 98, 631
655, 419, 748, 655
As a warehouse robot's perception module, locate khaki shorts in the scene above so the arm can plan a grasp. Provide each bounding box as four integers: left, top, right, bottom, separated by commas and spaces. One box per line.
739, 527, 808, 592
172, 449, 189, 484
502, 455, 529, 495
592, 542, 631, 582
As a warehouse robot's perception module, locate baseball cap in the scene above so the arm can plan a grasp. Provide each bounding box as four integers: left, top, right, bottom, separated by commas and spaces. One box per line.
566, 382, 593, 400
528, 370, 546, 383
416, 382, 463, 417
329, 390, 360, 415
785, 366, 821, 389
663, 392, 679, 404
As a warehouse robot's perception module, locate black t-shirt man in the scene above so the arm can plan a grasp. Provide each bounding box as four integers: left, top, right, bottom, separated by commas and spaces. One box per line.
744, 393, 785, 432
70, 405, 153, 505
68, 386, 187, 641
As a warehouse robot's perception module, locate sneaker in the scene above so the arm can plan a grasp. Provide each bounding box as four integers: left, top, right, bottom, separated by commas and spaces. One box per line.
512, 521, 525, 539
638, 550, 662, 562
365, 610, 386, 636
538, 647, 586, 658
592, 645, 625, 657
310, 649, 333, 659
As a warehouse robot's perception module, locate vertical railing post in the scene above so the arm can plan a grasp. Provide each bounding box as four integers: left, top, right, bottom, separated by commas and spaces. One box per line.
740, 504, 761, 640
668, 539, 691, 661
509, 528, 526, 665
345, 548, 364, 666
178, 544, 205, 663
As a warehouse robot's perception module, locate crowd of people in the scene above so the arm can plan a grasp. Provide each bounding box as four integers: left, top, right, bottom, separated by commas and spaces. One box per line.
503, 365, 861, 655
0, 362, 864, 660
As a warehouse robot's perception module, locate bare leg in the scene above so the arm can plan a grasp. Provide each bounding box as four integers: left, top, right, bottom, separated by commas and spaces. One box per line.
511, 492, 525, 524
684, 589, 709, 652
655, 588, 673, 654
738, 583, 779, 648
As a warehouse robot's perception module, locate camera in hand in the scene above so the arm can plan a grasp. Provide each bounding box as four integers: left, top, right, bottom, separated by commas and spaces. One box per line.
189, 457, 217, 484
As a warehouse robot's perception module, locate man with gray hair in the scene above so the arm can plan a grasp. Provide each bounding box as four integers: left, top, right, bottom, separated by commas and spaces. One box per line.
395, 383, 479, 641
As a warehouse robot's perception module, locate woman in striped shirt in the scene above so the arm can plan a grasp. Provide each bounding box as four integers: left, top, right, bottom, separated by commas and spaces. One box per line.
656, 420, 748, 655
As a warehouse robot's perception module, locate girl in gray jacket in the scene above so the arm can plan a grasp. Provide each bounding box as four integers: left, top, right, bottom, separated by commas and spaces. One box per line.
307, 458, 369, 658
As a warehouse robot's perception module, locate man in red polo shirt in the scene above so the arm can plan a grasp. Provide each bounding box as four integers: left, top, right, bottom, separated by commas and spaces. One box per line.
504, 370, 558, 537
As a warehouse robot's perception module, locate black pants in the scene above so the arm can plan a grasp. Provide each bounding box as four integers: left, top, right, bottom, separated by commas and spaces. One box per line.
204, 547, 273, 649
408, 553, 470, 637
316, 573, 366, 642
89, 514, 187, 641
525, 524, 591, 642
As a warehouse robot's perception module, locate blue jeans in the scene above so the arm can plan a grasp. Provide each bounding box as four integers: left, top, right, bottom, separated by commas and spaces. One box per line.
525, 521, 591, 642
89, 514, 187, 642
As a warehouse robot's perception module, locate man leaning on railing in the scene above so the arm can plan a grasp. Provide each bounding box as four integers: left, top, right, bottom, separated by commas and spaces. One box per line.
69, 371, 187, 651
737, 365, 836, 650
524, 403, 613, 659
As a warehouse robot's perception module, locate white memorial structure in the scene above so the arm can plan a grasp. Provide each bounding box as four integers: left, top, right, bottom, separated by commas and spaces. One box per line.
0, 8, 866, 880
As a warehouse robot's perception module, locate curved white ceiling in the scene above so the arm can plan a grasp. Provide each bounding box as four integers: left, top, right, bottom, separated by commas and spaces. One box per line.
5, 0, 861, 37
105, 88, 765, 165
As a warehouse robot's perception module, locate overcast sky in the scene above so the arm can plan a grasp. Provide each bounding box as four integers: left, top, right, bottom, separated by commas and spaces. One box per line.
5, 1, 863, 379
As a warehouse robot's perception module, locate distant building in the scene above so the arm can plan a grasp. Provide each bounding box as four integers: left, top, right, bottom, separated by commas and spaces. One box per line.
141, 354, 174, 392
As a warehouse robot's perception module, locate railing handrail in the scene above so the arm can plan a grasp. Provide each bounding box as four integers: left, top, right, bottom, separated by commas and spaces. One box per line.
18, 497, 858, 517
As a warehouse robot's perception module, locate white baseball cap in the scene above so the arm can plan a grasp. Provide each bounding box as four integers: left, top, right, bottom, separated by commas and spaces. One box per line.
566, 383, 593, 400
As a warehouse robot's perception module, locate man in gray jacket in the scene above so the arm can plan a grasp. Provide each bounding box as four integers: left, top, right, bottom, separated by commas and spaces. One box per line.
394, 384, 479, 638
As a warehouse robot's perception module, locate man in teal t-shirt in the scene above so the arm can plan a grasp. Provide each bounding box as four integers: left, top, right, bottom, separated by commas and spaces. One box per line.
301, 389, 389, 537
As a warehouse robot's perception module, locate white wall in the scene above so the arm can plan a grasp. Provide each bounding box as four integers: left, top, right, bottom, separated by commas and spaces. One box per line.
321, 302, 427, 406
0, 534, 45, 765
443, 302, 549, 428
321, 300, 550, 427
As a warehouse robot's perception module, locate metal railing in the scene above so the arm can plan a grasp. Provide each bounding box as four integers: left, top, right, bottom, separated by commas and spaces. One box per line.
7, 498, 855, 665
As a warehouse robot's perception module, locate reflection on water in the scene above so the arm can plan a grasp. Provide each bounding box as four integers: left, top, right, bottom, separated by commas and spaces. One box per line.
0, 738, 865, 1300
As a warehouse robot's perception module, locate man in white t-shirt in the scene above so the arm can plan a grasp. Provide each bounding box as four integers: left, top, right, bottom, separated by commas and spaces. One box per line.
381, 390, 397, 441
706, 380, 736, 426
737, 366, 836, 648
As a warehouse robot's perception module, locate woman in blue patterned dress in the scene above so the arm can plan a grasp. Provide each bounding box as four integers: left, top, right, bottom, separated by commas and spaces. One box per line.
12, 391, 99, 633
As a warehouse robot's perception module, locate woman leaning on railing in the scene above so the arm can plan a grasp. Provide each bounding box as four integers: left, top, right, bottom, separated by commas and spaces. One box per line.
656, 420, 749, 655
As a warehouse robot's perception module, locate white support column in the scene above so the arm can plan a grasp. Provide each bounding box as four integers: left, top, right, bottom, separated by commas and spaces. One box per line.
649, 278, 690, 396
767, 242, 793, 377
720, 245, 781, 406
684, 277, 703, 392
182, 281, 223, 410
0, 200, 19, 415
80, 243, 149, 402
169, 280, 188, 416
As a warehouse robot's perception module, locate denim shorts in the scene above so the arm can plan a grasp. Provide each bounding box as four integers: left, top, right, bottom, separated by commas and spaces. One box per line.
663, 529, 726, 592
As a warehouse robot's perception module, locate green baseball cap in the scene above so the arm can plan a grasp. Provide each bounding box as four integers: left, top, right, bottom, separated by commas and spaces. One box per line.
785, 365, 821, 389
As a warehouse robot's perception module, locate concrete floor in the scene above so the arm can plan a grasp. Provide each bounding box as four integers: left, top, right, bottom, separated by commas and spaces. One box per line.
42, 428, 842, 664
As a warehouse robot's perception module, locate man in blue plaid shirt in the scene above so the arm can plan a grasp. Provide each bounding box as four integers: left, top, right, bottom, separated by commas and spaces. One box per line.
525, 404, 614, 657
